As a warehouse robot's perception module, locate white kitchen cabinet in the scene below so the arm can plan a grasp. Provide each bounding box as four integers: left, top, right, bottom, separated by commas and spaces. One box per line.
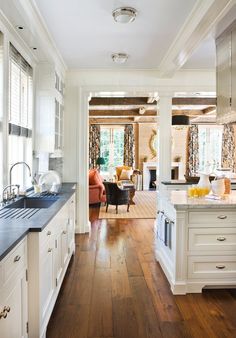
35, 63, 64, 157
216, 21, 236, 123
60, 204, 70, 269
28, 193, 75, 338
67, 194, 76, 255
0, 238, 28, 338
156, 192, 236, 294
40, 238, 55, 325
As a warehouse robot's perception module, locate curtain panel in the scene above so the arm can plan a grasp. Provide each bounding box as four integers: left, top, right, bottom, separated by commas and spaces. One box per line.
187, 124, 199, 176
89, 124, 100, 169
123, 124, 134, 167
221, 124, 235, 171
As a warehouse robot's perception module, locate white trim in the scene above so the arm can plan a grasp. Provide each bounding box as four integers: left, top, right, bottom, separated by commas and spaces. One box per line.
159, 0, 234, 76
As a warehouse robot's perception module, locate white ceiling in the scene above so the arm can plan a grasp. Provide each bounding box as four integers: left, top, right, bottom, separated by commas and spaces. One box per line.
34, 0, 198, 69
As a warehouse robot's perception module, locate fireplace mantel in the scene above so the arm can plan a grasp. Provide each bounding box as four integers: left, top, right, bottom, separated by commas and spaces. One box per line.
143, 161, 184, 190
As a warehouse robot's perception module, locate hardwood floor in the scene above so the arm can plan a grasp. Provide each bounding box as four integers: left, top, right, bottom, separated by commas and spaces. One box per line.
47, 207, 236, 338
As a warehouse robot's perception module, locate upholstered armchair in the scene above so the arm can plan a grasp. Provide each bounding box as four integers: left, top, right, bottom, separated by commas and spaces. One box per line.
103, 182, 129, 214
89, 169, 106, 205
115, 166, 133, 181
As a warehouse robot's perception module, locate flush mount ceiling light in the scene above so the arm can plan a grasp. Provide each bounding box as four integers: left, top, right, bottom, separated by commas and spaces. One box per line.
112, 7, 137, 23
111, 53, 129, 64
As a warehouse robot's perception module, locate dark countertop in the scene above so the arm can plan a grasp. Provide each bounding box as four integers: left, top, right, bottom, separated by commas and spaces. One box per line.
0, 183, 76, 261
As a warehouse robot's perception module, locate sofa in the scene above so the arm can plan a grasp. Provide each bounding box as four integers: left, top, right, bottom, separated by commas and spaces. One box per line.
89, 169, 106, 205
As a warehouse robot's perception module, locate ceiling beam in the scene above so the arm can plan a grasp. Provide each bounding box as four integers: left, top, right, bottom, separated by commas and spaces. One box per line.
172, 110, 204, 116
89, 109, 157, 117
89, 97, 153, 106
90, 109, 205, 118
90, 97, 216, 106
89, 118, 157, 124
172, 97, 216, 105
158, 0, 233, 77
202, 106, 216, 114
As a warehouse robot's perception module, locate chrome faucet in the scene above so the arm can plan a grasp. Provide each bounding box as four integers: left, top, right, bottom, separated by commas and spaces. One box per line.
1, 184, 20, 205
9, 162, 31, 192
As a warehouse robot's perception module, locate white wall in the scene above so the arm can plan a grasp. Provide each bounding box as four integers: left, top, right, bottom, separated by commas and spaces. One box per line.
63, 69, 216, 233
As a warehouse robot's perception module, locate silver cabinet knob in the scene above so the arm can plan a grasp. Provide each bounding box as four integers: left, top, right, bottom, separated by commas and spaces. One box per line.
217, 237, 226, 241
216, 265, 226, 269
217, 215, 227, 219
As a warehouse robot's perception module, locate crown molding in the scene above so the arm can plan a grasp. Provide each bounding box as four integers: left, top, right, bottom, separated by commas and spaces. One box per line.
0, 8, 38, 67
19, 0, 67, 74
159, 0, 234, 77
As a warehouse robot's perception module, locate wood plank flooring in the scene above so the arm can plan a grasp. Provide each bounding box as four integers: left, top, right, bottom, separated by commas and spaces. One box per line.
46, 207, 236, 338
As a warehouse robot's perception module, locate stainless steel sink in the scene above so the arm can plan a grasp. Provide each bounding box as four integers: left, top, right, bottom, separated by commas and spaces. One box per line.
6, 197, 58, 209
0, 196, 59, 219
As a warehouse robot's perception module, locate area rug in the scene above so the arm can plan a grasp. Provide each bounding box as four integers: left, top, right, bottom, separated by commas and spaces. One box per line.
99, 190, 157, 219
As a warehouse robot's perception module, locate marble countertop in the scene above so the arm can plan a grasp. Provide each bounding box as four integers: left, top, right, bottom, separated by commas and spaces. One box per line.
161, 180, 192, 185
165, 190, 236, 209
0, 183, 76, 261
161, 179, 236, 185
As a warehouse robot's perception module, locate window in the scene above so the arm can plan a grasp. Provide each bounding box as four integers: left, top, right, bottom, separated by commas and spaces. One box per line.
100, 126, 124, 173
8, 44, 33, 189
198, 125, 223, 173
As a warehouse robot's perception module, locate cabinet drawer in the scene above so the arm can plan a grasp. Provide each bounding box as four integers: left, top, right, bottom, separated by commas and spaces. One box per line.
188, 256, 236, 279
0, 239, 26, 287
39, 220, 56, 247
189, 211, 236, 225
188, 227, 236, 252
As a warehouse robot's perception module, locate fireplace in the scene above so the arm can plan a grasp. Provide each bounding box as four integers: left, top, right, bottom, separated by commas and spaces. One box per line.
143, 161, 185, 190
149, 169, 156, 190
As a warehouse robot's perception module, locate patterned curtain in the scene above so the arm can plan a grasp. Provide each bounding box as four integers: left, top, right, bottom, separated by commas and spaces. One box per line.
221, 124, 235, 170
89, 124, 100, 169
123, 124, 134, 167
187, 125, 199, 175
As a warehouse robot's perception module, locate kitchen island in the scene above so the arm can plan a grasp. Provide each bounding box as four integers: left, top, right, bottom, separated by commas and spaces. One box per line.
156, 190, 236, 295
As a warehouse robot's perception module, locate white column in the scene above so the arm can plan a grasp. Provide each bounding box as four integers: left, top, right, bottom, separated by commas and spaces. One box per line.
76, 88, 91, 233
158, 93, 172, 182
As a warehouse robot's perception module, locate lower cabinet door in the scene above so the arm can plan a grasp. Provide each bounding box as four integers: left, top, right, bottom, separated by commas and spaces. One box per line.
54, 230, 63, 287
61, 226, 69, 267
0, 272, 27, 338
40, 242, 54, 323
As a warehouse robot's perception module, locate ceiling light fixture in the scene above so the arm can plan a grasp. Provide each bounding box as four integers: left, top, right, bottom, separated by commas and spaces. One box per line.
172, 115, 190, 126
112, 7, 137, 23
111, 53, 129, 64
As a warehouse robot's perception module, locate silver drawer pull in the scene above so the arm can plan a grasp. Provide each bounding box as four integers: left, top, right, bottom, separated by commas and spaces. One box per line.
217, 237, 226, 242
0, 306, 10, 320
48, 248, 53, 253
217, 215, 227, 219
62, 230, 67, 235
0, 311, 7, 319
47, 231, 52, 236
216, 265, 226, 269
4, 306, 10, 313
14, 255, 21, 262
